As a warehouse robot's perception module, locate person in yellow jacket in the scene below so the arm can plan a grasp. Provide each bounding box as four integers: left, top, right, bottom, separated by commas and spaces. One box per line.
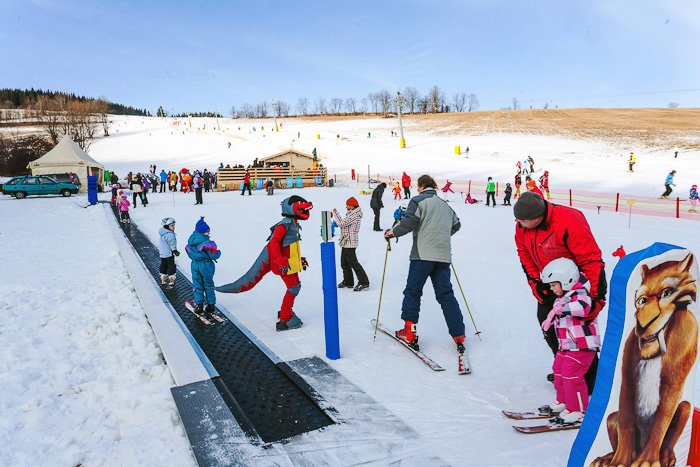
628, 152, 636, 172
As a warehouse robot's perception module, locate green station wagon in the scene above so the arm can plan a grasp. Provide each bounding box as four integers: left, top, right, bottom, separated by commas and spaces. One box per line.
1, 175, 80, 199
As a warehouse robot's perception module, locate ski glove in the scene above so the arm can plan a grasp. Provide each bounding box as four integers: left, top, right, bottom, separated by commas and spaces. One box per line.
173, 249, 180, 257
275, 257, 290, 274
384, 229, 395, 239
541, 306, 562, 331
530, 281, 551, 304
301, 257, 309, 270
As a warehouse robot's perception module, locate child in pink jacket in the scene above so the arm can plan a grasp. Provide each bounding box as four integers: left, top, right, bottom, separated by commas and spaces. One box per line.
540, 258, 600, 425
118, 194, 131, 224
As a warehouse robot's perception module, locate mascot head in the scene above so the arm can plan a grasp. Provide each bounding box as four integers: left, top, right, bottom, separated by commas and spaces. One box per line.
281, 195, 313, 220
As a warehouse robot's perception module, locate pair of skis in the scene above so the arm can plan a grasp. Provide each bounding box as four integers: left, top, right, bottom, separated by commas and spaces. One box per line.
371, 320, 471, 375
184, 300, 225, 326
502, 409, 581, 434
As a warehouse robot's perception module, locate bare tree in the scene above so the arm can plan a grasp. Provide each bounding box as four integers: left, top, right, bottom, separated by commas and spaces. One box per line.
296, 97, 309, 116
329, 98, 343, 115
94, 98, 111, 137
452, 92, 466, 112
359, 98, 368, 114
37, 94, 66, 144
428, 86, 443, 113
367, 92, 379, 114
378, 89, 391, 116
278, 101, 290, 116
543, 102, 549, 110
403, 86, 418, 114
271, 100, 282, 117
512, 97, 520, 110
314, 97, 326, 115
418, 97, 429, 114
467, 93, 479, 112
668, 102, 679, 108
229, 105, 237, 118
344, 97, 356, 114
254, 101, 268, 118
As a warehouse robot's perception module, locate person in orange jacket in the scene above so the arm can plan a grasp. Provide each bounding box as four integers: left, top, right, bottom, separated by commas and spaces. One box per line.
393, 182, 402, 200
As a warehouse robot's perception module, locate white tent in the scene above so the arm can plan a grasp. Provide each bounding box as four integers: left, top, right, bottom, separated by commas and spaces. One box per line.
28, 136, 104, 192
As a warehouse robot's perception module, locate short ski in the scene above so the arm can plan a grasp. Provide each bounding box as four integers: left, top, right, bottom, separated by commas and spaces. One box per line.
371, 320, 445, 371
502, 410, 557, 420
513, 421, 581, 434
184, 300, 223, 325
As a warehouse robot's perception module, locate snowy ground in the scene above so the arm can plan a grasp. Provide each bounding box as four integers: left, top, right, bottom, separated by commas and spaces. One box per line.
2, 115, 699, 466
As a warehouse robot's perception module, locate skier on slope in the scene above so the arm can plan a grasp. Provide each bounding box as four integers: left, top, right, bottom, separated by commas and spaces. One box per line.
539, 258, 600, 425
370, 182, 386, 231
503, 183, 512, 206
514, 171, 522, 200
401, 172, 411, 199
661, 170, 676, 198
384, 175, 466, 356
215, 196, 313, 331
186, 217, 221, 319
538, 171, 550, 199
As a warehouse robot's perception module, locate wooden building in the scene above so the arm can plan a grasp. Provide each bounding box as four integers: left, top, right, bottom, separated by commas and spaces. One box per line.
216, 149, 327, 191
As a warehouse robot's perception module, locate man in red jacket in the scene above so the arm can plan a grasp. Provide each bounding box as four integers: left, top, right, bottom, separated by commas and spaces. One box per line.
401, 172, 411, 199
514, 192, 607, 392
241, 170, 252, 196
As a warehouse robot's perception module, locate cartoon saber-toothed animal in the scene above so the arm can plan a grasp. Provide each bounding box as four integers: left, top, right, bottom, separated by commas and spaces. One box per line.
591, 253, 698, 467
215, 195, 313, 331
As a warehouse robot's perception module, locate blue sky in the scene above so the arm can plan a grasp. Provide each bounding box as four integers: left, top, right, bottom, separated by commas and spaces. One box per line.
2, 0, 699, 114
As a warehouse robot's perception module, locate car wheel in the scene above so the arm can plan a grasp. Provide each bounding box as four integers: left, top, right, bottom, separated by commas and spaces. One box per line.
61, 189, 71, 197
15, 191, 26, 199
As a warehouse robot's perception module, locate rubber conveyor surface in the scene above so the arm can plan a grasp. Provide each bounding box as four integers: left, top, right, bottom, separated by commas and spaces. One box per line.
112, 206, 334, 443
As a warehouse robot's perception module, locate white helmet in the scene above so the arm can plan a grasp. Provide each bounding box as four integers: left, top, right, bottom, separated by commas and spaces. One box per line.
541, 258, 580, 291
162, 217, 176, 227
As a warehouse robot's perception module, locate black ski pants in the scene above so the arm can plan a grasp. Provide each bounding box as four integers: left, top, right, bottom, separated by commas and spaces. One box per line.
241, 183, 252, 195
160, 181, 166, 192
372, 207, 381, 230
503, 194, 511, 206
160, 256, 176, 275
537, 298, 598, 395
662, 184, 673, 197
195, 187, 203, 204
340, 248, 369, 286
486, 192, 496, 206
403, 187, 411, 199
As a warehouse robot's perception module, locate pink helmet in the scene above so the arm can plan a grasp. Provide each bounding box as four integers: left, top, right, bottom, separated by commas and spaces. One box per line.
693, 184, 698, 189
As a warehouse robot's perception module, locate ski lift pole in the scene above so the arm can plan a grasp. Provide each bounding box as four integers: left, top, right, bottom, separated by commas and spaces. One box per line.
373, 237, 392, 341
451, 263, 482, 340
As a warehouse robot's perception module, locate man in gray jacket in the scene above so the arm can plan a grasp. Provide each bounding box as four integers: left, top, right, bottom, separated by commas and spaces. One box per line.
384, 175, 466, 353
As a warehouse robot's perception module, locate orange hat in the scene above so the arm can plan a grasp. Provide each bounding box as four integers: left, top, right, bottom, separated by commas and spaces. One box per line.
346, 196, 359, 207
526, 180, 536, 188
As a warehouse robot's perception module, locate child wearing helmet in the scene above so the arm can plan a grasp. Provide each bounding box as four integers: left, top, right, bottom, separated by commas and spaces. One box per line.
118, 193, 131, 224
393, 203, 407, 226
503, 183, 512, 206
159, 217, 180, 286
539, 257, 600, 425
689, 184, 698, 213
186, 217, 222, 317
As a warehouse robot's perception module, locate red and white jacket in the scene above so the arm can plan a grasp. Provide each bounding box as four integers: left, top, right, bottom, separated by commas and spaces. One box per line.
552, 274, 600, 351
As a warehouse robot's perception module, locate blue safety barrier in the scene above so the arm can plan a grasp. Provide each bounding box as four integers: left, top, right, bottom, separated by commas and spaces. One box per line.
87, 175, 98, 205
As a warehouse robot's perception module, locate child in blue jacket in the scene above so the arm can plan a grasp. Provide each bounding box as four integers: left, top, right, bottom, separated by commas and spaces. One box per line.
186, 217, 222, 316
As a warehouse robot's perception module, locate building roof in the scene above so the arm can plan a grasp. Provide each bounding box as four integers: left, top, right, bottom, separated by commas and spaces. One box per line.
259, 149, 315, 162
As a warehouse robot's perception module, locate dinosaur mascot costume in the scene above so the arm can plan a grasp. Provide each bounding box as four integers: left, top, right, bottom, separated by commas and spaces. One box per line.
216, 195, 312, 331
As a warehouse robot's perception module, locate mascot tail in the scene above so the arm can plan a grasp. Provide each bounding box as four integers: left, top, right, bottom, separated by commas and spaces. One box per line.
215, 247, 270, 293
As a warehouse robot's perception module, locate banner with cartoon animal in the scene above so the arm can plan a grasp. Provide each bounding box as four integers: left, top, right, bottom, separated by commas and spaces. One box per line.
569, 243, 698, 467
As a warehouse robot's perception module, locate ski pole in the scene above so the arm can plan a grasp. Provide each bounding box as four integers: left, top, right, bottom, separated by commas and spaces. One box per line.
451, 263, 482, 340
373, 237, 392, 341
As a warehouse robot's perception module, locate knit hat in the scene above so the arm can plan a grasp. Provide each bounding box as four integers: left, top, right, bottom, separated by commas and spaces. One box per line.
526, 179, 536, 188
346, 197, 359, 208
195, 216, 210, 233
514, 192, 546, 220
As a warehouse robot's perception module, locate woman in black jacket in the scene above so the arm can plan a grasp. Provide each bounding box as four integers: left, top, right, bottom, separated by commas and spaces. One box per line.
370, 182, 386, 231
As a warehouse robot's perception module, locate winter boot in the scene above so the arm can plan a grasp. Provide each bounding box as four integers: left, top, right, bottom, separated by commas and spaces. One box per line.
538, 401, 566, 417
168, 275, 176, 286
204, 304, 216, 318
338, 281, 353, 289
193, 303, 204, 315
453, 335, 466, 354
353, 284, 369, 292
395, 321, 419, 350
276, 312, 304, 331
160, 274, 168, 285
557, 410, 584, 424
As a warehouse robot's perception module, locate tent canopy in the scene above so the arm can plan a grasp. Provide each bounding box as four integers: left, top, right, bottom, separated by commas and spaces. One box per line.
29, 136, 104, 191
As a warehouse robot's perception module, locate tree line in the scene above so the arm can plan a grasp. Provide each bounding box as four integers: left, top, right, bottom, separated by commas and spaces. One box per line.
0, 88, 150, 116
228, 86, 479, 119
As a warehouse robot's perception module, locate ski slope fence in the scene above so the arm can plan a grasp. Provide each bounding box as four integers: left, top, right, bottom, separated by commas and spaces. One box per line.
336, 172, 699, 222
